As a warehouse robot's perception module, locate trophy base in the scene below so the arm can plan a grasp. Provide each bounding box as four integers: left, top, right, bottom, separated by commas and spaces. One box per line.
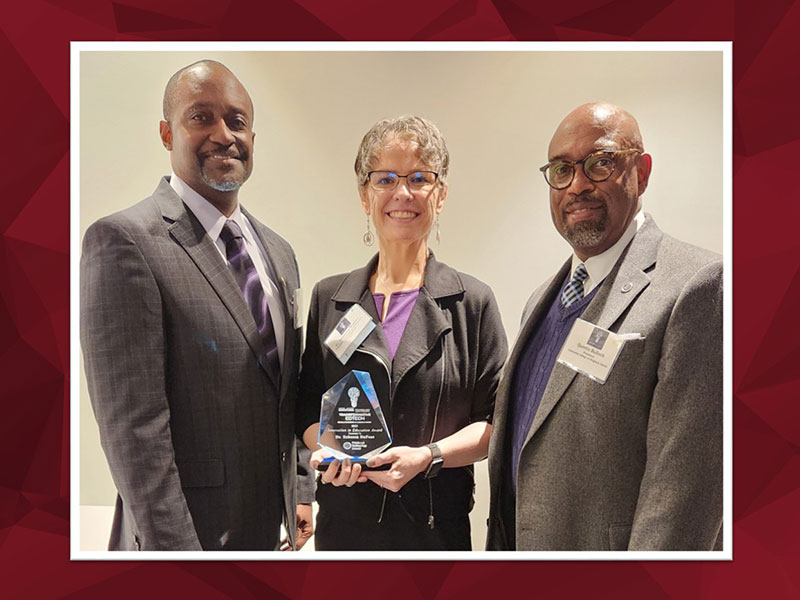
317, 457, 391, 472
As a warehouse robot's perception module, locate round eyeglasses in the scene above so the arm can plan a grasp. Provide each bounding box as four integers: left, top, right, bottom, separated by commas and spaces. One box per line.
366, 170, 439, 192
539, 149, 641, 190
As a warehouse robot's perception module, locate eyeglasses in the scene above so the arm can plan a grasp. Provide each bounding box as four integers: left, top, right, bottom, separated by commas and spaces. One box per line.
366, 170, 439, 192
539, 149, 641, 190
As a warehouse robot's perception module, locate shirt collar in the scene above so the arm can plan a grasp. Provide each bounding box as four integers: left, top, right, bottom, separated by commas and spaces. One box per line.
570, 210, 645, 290
169, 173, 249, 243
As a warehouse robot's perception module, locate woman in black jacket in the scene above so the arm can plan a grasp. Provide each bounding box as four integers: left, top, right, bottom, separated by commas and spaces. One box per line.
297, 115, 507, 550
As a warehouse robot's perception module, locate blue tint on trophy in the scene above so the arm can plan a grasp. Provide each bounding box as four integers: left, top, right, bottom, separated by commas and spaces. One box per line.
353, 370, 378, 408
318, 369, 392, 457
318, 370, 362, 445
318, 372, 351, 433
353, 370, 391, 446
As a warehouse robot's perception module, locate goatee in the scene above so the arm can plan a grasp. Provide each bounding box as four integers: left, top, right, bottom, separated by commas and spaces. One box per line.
201, 173, 244, 192
199, 147, 249, 192
563, 205, 607, 248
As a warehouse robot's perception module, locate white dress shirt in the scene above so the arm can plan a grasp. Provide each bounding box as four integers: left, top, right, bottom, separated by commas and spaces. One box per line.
569, 211, 645, 296
170, 173, 286, 367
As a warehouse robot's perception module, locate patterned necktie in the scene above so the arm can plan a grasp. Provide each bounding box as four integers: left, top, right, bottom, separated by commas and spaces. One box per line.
561, 262, 589, 308
219, 220, 280, 384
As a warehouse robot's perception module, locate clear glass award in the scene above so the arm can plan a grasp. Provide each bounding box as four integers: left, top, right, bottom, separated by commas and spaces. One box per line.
317, 370, 392, 470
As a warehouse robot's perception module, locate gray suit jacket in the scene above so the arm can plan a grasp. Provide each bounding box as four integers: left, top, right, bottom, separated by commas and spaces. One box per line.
81, 178, 312, 550
487, 216, 723, 551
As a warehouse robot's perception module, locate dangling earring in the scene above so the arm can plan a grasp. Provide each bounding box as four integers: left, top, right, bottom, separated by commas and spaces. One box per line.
435, 215, 441, 245
363, 214, 374, 246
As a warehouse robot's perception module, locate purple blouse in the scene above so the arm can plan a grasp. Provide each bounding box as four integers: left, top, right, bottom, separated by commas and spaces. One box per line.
372, 288, 421, 360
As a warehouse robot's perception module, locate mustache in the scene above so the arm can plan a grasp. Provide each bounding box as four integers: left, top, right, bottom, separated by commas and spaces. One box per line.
565, 193, 606, 209
199, 144, 248, 162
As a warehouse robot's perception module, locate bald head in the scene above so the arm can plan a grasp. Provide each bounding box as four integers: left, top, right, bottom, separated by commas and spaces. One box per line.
546, 102, 652, 260
162, 60, 253, 123
549, 102, 643, 159
158, 59, 256, 216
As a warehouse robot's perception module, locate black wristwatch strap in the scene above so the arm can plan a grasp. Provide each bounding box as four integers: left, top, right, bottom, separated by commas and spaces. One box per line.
423, 443, 444, 479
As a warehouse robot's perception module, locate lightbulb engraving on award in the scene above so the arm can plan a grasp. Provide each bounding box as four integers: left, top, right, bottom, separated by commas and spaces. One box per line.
348, 387, 359, 408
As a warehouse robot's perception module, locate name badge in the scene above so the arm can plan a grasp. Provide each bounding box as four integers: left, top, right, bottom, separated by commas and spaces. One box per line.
557, 318, 643, 384
324, 304, 376, 365
292, 288, 303, 329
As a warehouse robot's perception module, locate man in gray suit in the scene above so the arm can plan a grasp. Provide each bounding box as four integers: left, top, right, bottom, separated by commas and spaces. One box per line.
81, 60, 313, 550
487, 103, 722, 551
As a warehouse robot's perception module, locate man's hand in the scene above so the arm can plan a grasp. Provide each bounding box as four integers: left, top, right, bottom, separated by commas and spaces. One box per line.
280, 504, 314, 551
295, 504, 314, 551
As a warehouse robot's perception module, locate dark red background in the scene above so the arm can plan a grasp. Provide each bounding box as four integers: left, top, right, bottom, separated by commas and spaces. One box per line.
1, 0, 796, 597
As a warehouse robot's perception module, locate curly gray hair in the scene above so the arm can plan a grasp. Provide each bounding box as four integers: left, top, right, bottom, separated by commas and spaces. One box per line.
354, 115, 450, 187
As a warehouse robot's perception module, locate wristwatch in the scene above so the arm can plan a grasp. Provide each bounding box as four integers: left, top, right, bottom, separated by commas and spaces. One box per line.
423, 443, 444, 479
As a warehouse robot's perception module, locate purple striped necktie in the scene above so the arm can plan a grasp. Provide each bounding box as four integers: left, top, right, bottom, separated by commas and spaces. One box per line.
219, 220, 280, 384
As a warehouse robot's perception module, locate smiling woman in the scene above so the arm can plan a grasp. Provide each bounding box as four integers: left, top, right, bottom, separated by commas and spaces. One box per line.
361, 141, 445, 252
355, 116, 450, 255
296, 115, 508, 551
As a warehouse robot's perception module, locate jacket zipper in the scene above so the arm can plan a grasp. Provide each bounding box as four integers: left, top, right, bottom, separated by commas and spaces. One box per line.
356, 334, 447, 529
355, 346, 392, 523
427, 336, 446, 529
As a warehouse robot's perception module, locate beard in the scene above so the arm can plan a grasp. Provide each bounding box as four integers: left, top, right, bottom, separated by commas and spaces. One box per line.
199, 146, 250, 192
201, 172, 244, 192
562, 198, 608, 248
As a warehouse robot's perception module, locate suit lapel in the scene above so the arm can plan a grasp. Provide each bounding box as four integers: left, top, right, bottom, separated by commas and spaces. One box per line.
515, 262, 571, 365
243, 208, 295, 318
243, 207, 297, 399
527, 356, 578, 442
508, 261, 577, 445
525, 218, 662, 442
390, 253, 460, 389
154, 181, 278, 391
582, 221, 660, 330
494, 261, 571, 444
391, 286, 452, 389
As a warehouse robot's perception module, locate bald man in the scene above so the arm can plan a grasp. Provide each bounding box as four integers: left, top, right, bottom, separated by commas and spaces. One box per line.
487, 103, 722, 551
81, 61, 313, 550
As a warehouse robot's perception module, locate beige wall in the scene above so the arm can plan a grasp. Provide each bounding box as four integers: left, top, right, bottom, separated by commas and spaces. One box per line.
79, 49, 724, 551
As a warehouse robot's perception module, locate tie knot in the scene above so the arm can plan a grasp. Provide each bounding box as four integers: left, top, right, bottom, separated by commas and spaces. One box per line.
561, 263, 588, 308
573, 263, 588, 283
220, 220, 244, 245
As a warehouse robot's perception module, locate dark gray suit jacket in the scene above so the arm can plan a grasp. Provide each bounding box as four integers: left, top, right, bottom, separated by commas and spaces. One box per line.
487, 216, 723, 551
81, 178, 312, 550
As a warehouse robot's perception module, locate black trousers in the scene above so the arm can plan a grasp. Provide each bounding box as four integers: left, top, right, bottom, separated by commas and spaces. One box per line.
314, 492, 471, 551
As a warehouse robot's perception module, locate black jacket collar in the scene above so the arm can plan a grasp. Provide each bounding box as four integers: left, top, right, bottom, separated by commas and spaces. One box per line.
330, 251, 465, 303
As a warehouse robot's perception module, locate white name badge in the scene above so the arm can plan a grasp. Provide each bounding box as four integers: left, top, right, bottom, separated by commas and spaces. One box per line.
324, 304, 377, 365
557, 318, 643, 384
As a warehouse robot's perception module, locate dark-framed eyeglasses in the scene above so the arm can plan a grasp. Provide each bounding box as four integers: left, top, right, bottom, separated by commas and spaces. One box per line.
366, 170, 439, 192
539, 149, 642, 190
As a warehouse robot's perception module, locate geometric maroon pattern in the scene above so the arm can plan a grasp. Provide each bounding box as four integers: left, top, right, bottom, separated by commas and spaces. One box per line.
1, 0, 797, 597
